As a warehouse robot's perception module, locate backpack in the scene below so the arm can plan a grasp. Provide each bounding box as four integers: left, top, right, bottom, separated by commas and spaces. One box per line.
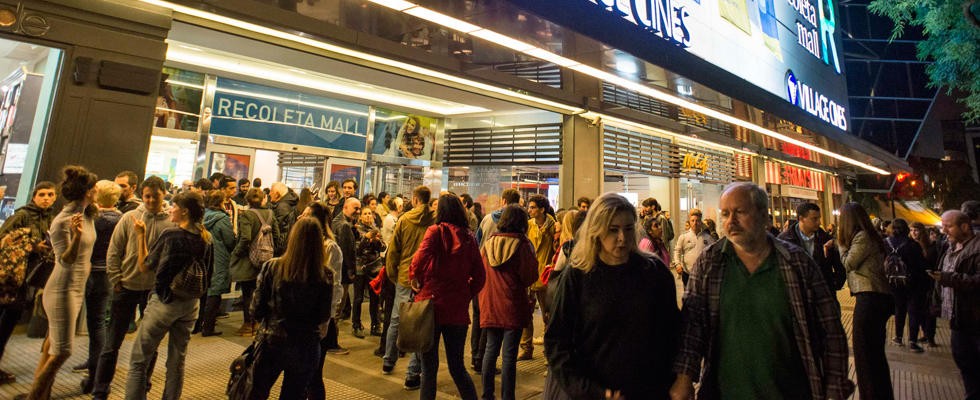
170, 244, 211, 300
884, 240, 910, 288
0, 228, 34, 305
248, 209, 275, 266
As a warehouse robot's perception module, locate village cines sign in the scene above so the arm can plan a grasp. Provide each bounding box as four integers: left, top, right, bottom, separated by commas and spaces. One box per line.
585, 0, 692, 47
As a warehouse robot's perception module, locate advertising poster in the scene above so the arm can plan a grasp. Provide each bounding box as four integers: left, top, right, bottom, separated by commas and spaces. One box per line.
328, 162, 362, 190
371, 108, 439, 161
155, 68, 204, 131
210, 152, 251, 181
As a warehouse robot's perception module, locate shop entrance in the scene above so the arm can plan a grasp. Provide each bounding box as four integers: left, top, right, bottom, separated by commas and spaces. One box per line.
0, 38, 62, 220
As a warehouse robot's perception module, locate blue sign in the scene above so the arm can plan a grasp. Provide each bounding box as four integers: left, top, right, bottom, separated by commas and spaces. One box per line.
210, 78, 369, 153
785, 69, 846, 130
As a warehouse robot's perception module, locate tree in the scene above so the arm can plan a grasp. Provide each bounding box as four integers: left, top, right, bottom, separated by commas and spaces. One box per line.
869, 0, 980, 122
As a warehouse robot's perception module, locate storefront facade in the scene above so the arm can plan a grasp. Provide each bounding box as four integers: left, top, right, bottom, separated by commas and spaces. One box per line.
3, 0, 909, 222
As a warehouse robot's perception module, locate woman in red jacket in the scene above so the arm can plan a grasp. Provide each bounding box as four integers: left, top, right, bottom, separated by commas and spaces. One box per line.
479, 204, 538, 400
409, 194, 486, 400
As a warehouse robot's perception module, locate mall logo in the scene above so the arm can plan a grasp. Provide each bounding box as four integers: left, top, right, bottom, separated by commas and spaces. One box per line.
786, 70, 847, 131
586, 0, 692, 47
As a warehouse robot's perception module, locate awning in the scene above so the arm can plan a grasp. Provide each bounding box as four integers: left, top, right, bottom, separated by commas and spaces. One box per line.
875, 200, 942, 227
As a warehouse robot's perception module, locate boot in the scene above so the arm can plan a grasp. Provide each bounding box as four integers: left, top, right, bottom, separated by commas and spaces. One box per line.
370, 323, 382, 336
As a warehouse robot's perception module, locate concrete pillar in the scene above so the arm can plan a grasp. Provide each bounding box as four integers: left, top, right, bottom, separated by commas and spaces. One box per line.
822, 173, 834, 225
2, 0, 171, 205
560, 114, 602, 208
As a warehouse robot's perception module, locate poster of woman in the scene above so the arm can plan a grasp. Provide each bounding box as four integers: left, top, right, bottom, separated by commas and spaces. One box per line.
373, 109, 438, 161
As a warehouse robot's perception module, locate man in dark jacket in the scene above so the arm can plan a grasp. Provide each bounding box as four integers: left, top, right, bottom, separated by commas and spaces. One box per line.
778, 203, 846, 292
332, 197, 360, 321
269, 182, 299, 253
884, 219, 928, 352
232, 178, 249, 206
931, 210, 980, 398
114, 171, 141, 213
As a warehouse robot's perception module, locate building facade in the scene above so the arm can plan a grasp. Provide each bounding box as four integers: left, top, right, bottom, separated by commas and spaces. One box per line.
0, 0, 908, 230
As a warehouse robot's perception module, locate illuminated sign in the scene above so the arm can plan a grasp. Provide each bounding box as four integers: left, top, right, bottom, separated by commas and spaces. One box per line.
682, 152, 710, 174
588, 0, 692, 47
571, 0, 849, 132
786, 70, 847, 130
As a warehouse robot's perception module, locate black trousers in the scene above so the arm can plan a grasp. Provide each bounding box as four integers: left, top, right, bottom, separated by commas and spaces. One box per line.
470, 296, 486, 365
199, 295, 222, 334
377, 280, 395, 352
92, 288, 157, 398
0, 302, 24, 362
951, 330, 980, 400
853, 292, 895, 400
239, 280, 256, 323
351, 274, 379, 329
250, 337, 319, 400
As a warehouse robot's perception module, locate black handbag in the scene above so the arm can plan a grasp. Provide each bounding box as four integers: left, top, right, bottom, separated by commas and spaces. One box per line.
227, 337, 265, 399
25, 235, 54, 288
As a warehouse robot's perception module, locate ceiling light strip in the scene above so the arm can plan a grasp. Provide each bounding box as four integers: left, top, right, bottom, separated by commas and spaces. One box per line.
364, 0, 889, 175
587, 112, 755, 156
140, 0, 583, 115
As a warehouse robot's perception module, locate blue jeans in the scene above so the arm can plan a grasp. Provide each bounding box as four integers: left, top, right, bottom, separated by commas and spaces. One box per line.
951, 330, 980, 399
421, 324, 477, 400
124, 294, 198, 400
482, 328, 521, 400
93, 288, 156, 398
383, 285, 420, 379
84, 270, 110, 377
250, 337, 319, 400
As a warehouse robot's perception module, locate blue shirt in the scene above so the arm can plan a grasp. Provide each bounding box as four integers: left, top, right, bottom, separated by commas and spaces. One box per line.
796, 225, 815, 257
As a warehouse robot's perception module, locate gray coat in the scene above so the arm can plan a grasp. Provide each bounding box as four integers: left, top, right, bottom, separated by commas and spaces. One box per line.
839, 230, 892, 295
106, 205, 175, 291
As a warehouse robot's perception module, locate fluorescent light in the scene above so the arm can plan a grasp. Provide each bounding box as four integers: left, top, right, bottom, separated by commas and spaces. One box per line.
140, 0, 583, 115
524, 48, 580, 67
404, 7, 480, 33
165, 44, 488, 115
213, 87, 370, 116
469, 29, 536, 52
366, 0, 415, 11
588, 111, 756, 156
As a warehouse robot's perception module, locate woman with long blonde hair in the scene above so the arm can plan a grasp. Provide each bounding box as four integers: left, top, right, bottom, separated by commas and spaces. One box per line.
544, 193, 679, 399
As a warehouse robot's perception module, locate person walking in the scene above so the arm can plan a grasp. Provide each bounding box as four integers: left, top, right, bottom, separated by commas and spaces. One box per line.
0, 181, 56, 384
519, 194, 556, 360
198, 190, 236, 336
383, 186, 434, 390
16, 166, 98, 400
836, 202, 894, 400
671, 183, 853, 400
479, 204, 537, 400
672, 209, 715, 286
376, 196, 403, 357
123, 192, 212, 400
353, 207, 385, 338
91, 176, 173, 400
332, 197, 360, 322
911, 221, 941, 347
248, 217, 333, 400
929, 210, 980, 398
639, 216, 671, 266
301, 202, 348, 399
886, 219, 928, 352
778, 203, 847, 293
76, 180, 123, 393
544, 193, 679, 399
230, 188, 281, 336
410, 193, 485, 400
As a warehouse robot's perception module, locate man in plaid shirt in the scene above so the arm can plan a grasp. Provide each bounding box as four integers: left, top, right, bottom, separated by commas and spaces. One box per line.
670, 183, 854, 400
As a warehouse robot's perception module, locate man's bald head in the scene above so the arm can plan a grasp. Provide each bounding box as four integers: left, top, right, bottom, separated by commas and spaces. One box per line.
343, 197, 362, 219
942, 210, 974, 244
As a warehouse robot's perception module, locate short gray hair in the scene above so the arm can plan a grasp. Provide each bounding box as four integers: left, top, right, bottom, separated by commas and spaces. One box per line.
723, 182, 769, 213
270, 182, 288, 197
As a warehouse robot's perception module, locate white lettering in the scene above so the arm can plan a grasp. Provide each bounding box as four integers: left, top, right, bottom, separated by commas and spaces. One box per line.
323, 116, 334, 129
295, 110, 306, 123
245, 103, 258, 119
334, 117, 345, 132
283, 109, 293, 124
258, 105, 271, 121
304, 113, 314, 127
217, 98, 231, 117
232, 100, 245, 118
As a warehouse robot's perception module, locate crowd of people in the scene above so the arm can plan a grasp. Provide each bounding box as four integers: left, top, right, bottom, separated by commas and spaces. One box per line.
0, 165, 976, 400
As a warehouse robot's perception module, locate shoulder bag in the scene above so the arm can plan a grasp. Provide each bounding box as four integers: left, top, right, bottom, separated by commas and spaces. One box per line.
396, 225, 440, 353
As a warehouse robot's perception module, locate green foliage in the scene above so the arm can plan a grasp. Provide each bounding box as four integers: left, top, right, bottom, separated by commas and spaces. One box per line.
869, 0, 980, 121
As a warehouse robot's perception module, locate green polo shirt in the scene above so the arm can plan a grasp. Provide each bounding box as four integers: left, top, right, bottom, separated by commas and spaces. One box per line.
717, 243, 810, 400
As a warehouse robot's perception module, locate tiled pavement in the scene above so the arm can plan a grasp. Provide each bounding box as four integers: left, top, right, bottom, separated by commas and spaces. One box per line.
0, 275, 965, 399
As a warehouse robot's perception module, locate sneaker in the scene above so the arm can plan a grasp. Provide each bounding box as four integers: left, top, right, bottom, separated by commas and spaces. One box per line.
909, 342, 924, 353
374, 347, 385, 358
892, 337, 904, 347
370, 325, 383, 336
927, 339, 938, 348
532, 336, 544, 345
72, 362, 88, 373
382, 365, 393, 375
326, 347, 350, 355
352, 327, 365, 339
404, 376, 420, 390
517, 350, 532, 361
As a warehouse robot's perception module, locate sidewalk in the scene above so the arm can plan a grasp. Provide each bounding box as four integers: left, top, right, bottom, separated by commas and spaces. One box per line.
0, 280, 965, 399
